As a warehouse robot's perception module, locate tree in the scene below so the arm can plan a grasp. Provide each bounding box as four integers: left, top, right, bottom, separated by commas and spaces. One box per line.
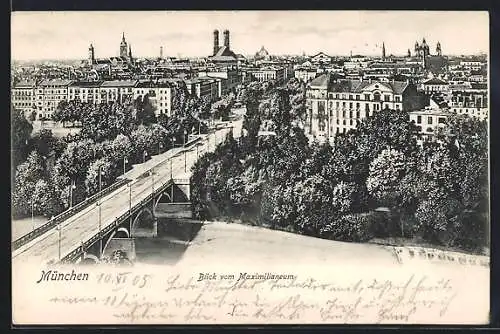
85, 157, 116, 195
11, 107, 33, 169
80, 101, 137, 142
110, 134, 133, 163
32, 179, 63, 217
31, 129, 62, 158
129, 125, 155, 162
12, 151, 46, 217
54, 139, 96, 184
293, 175, 336, 236
366, 148, 408, 208
136, 94, 157, 126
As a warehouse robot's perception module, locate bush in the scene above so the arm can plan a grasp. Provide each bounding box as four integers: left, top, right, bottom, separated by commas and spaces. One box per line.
368, 209, 402, 238
319, 213, 373, 242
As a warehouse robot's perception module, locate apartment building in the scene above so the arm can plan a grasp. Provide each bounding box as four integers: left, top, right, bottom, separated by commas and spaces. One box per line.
419, 77, 449, 94
68, 81, 103, 103
197, 68, 241, 96
305, 73, 425, 142
250, 66, 286, 84
133, 81, 174, 116
12, 81, 36, 117
185, 77, 220, 102
409, 107, 451, 143
99, 80, 137, 104
35, 79, 73, 119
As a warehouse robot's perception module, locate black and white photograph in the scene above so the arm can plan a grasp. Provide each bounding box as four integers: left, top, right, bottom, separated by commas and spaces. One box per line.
11, 10, 490, 325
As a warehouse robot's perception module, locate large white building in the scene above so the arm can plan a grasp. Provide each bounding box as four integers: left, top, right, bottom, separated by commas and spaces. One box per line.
198, 68, 241, 96
35, 79, 73, 119
185, 77, 220, 102
305, 73, 425, 142
409, 107, 451, 141
294, 68, 319, 83
419, 77, 449, 93
310, 52, 332, 65
12, 81, 36, 117
68, 81, 103, 104
98, 80, 137, 104
249, 66, 285, 84
133, 81, 174, 116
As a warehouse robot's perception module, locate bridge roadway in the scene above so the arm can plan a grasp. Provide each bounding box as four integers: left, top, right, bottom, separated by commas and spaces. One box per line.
12, 122, 240, 267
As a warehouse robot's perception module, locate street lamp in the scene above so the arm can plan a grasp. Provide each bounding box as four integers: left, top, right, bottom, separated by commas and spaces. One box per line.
69, 179, 76, 208
98, 165, 105, 193
170, 156, 173, 180
31, 199, 35, 231
128, 183, 132, 233
97, 201, 102, 233
123, 157, 128, 175
58, 222, 62, 260
151, 167, 155, 212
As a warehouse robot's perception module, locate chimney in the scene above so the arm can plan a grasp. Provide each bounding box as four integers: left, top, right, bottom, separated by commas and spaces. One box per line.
223, 30, 230, 49
213, 30, 219, 56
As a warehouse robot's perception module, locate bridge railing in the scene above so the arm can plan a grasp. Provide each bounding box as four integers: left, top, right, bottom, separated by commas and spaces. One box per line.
59, 178, 177, 264
12, 178, 130, 251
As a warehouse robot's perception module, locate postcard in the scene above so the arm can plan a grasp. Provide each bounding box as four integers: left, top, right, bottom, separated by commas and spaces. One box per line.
11, 10, 490, 325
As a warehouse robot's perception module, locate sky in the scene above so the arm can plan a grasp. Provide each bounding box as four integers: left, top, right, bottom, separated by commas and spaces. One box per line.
11, 11, 489, 60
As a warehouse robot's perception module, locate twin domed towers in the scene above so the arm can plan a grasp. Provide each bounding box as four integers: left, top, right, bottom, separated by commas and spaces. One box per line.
213, 29, 230, 55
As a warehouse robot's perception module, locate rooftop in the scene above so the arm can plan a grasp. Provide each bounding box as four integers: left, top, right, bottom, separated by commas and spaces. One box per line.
211, 46, 237, 61
100, 80, 138, 87
422, 77, 449, 85
409, 108, 452, 116
13, 81, 36, 88
135, 81, 172, 88
39, 79, 74, 87
69, 81, 103, 88
309, 74, 409, 94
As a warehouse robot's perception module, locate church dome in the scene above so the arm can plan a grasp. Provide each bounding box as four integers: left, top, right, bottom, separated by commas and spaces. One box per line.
257, 46, 269, 57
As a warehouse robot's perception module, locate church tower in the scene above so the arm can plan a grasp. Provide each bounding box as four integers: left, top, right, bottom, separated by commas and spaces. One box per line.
223, 30, 230, 49
88, 43, 95, 66
120, 32, 128, 58
436, 41, 442, 56
213, 30, 220, 55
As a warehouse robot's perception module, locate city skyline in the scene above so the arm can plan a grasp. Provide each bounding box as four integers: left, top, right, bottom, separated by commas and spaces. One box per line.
11, 11, 489, 61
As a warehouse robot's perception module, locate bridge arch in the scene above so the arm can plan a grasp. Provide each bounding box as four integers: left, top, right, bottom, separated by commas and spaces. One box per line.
155, 190, 172, 209
76, 254, 100, 265
116, 227, 130, 238
102, 227, 131, 255
132, 207, 155, 234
